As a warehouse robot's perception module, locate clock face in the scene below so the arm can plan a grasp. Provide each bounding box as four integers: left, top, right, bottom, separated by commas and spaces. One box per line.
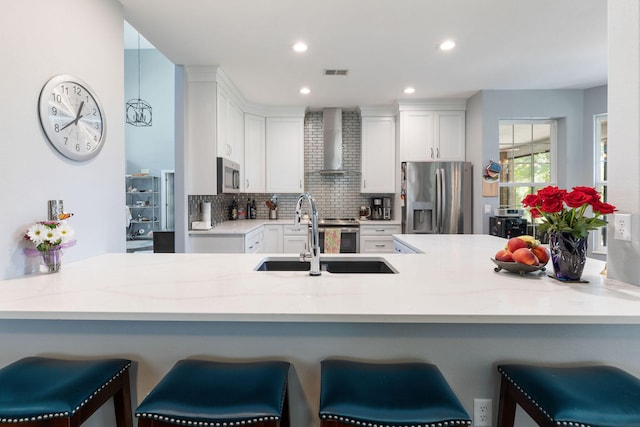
38, 74, 106, 161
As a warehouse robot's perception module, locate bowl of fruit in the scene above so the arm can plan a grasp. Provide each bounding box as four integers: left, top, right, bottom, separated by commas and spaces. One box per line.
491, 235, 550, 276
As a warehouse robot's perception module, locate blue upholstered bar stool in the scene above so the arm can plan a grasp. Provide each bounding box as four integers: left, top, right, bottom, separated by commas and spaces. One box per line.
319, 359, 471, 427
497, 364, 640, 427
0, 356, 133, 427
135, 359, 290, 427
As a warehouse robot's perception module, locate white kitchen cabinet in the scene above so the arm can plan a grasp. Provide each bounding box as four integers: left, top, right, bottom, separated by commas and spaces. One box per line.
244, 114, 266, 193
360, 224, 402, 253
189, 235, 244, 253
244, 227, 263, 254
263, 224, 283, 253
399, 110, 465, 162
435, 110, 465, 161
266, 117, 304, 193
185, 68, 245, 195
283, 224, 307, 253
393, 238, 420, 254
361, 116, 396, 193
185, 74, 217, 195
217, 86, 244, 165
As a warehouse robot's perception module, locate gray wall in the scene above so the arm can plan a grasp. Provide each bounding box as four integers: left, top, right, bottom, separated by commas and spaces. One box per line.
607, 0, 640, 286
466, 89, 605, 235
2, 319, 640, 427
0, 0, 125, 279
124, 48, 175, 177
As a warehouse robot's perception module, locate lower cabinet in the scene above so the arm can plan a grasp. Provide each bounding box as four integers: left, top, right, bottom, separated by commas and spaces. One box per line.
263, 224, 283, 253
393, 238, 420, 254
189, 235, 244, 253
244, 228, 263, 254
189, 227, 263, 254
360, 224, 402, 254
283, 224, 307, 254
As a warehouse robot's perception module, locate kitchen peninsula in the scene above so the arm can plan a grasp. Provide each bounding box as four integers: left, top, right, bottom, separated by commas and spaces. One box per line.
1, 235, 640, 427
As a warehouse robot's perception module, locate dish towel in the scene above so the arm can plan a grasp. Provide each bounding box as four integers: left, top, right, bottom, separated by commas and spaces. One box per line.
324, 228, 341, 254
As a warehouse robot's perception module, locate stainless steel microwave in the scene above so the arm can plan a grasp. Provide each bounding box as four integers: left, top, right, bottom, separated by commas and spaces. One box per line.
217, 157, 240, 194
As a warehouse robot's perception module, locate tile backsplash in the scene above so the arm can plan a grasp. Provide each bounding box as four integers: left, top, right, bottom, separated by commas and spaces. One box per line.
188, 110, 394, 226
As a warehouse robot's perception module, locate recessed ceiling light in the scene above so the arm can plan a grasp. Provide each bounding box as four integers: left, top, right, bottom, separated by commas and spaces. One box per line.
300, 87, 311, 95
403, 87, 416, 94
293, 42, 308, 53
439, 40, 456, 51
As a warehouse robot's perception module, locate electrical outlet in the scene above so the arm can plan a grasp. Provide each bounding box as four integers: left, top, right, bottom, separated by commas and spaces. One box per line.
614, 213, 632, 241
474, 398, 492, 427
484, 204, 492, 214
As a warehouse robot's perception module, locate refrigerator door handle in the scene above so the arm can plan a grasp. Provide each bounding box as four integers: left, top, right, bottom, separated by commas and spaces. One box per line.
439, 167, 446, 232
435, 168, 441, 232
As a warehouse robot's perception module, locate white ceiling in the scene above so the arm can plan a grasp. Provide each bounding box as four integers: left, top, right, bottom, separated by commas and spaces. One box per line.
120, 0, 607, 109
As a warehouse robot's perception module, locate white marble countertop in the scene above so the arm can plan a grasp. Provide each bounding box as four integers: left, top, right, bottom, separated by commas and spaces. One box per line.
1, 235, 639, 324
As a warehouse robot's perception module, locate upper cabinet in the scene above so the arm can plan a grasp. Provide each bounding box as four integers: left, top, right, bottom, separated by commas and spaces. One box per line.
398, 102, 466, 162
266, 116, 304, 193
185, 68, 217, 195
361, 115, 396, 193
217, 86, 244, 165
244, 113, 266, 193
185, 67, 246, 195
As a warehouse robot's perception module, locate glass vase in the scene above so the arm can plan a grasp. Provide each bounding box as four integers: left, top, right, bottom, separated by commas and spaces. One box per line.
549, 231, 588, 281
40, 247, 62, 273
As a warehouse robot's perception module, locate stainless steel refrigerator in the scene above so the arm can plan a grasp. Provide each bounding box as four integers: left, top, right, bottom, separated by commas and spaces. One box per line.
401, 162, 473, 234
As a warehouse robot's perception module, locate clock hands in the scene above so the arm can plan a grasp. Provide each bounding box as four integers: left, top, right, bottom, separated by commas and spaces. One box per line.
59, 101, 85, 131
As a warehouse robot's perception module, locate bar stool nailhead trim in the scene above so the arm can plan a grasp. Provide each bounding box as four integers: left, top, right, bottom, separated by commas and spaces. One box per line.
0, 362, 131, 423
136, 414, 280, 426
320, 413, 471, 427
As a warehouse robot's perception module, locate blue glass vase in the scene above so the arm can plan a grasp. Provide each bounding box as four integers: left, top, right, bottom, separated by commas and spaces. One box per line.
549, 231, 588, 281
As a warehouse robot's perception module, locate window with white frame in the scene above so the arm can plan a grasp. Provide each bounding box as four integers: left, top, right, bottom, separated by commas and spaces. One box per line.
498, 120, 557, 222
593, 114, 608, 253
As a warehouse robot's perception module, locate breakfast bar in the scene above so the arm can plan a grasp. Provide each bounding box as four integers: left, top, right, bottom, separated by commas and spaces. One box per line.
1, 235, 640, 427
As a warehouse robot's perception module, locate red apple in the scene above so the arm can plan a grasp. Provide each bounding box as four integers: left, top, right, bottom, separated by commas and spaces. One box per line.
507, 237, 528, 253
512, 248, 540, 266
531, 246, 550, 265
495, 249, 514, 262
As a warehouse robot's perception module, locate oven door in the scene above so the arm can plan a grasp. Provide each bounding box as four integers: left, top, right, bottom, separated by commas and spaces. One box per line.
319, 227, 360, 253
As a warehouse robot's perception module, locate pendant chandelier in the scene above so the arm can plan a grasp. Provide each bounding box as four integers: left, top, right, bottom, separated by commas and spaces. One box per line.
126, 32, 152, 127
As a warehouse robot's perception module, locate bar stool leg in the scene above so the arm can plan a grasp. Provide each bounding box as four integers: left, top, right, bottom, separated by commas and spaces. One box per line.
497, 374, 555, 427
113, 368, 134, 427
68, 365, 133, 427
279, 389, 290, 427
496, 375, 517, 427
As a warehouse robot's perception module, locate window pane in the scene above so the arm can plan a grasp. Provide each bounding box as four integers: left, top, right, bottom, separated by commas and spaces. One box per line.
514, 163, 531, 182
592, 115, 608, 253
498, 120, 554, 209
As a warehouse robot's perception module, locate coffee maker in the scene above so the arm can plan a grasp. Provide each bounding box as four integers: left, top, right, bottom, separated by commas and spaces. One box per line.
371, 198, 383, 220
382, 197, 391, 220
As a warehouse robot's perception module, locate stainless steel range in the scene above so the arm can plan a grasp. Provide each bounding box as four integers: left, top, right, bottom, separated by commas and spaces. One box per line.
318, 218, 360, 253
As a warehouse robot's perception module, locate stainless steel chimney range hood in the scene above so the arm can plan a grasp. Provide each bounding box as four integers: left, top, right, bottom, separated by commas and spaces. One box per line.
320, 108, 346, 175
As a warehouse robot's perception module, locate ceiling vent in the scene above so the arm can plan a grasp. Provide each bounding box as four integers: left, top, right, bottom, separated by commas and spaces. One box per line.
323, 69, 349, 76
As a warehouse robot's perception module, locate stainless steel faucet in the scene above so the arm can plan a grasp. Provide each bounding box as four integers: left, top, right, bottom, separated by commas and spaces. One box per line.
295, 192, 321, 276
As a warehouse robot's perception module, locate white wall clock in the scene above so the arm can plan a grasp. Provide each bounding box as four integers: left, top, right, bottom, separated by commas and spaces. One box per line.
38, 74, 106, 161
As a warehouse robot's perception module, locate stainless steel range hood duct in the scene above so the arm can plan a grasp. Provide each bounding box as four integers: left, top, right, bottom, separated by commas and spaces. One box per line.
320, 108, 346, 175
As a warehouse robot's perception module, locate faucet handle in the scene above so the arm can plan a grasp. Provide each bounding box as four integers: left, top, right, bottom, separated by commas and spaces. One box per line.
299, 251, 311, 262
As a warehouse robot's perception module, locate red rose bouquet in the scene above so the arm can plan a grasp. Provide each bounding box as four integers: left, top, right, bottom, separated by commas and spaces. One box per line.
521, 186, 616, 239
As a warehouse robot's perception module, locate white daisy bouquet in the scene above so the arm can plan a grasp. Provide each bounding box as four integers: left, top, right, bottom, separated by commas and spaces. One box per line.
24, 220, 75, 252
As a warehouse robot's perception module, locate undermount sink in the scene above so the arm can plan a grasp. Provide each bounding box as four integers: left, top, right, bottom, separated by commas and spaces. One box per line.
254, 257, 398, 274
